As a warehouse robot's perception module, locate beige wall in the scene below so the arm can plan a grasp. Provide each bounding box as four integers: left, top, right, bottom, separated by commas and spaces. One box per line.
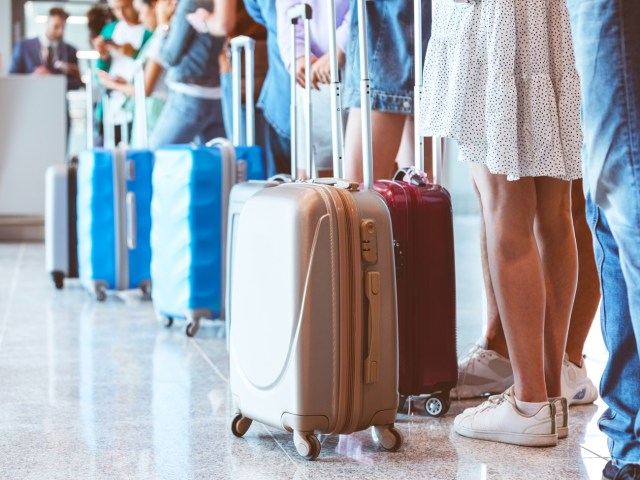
0, 0, 11, 74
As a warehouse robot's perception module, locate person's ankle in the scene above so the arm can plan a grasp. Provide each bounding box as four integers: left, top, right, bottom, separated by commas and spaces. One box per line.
485, 336, 510, 359
565, 351, 584, 368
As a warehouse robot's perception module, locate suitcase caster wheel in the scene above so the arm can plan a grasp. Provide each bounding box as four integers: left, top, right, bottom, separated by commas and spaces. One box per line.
230, 414, 252, 437
294, 431, 320, 460
425, 393, 450, 417
398, 395, 408, 413
52, 271, 64, 290
140, 281, 152, 300
373, 425, 403, 452
185, 321, 199, 337
95, 288, 107, 302
160, 315, 173, 328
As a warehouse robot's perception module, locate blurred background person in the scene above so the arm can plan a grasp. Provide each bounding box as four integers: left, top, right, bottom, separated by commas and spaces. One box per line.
9, 7, 82, 146
187, 0, 269, 167
98, 0, 176, 147
94, 0, 152, 144
239, 0, 291, 175
148, 0, 226, 148
87, 4, 116, 42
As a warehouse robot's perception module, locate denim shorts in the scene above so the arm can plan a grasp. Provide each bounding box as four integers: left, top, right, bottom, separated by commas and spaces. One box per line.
343, 0, 432, 114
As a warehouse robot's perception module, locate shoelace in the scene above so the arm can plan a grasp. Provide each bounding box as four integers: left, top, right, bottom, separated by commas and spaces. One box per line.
455, 343, 489, 401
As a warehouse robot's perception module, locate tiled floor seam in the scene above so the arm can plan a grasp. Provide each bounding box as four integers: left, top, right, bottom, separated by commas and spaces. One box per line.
190, 337, 229, 384
580, 445, 611, 460
0, 242, 25, 350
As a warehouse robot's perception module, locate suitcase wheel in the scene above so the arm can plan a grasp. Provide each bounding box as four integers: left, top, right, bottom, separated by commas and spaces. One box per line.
373, 425, 403, 452
95, 286, 107, 302
185, 320, 199, 337
230, 414, 252, 438
424, 392, 451, 417
51, 272, 65, 290
398, 395, 408, 413
139, 280, 152, 300
160, 315, 174, 328
293, 431, 321, 461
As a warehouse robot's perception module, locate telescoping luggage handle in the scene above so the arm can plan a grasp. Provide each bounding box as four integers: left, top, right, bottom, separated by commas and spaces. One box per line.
414, 0, 443, 185
355, 0, 375, 191
230, 36, 256, 147
354, 0, 380, 385
288, 4, 313, 179
327, 0, 344, 178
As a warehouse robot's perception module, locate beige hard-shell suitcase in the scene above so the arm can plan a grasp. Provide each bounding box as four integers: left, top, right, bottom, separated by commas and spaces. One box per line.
228, 1, 402, 460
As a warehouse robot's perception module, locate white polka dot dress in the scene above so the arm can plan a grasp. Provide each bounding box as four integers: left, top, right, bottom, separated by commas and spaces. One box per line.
418, 0, 582, 181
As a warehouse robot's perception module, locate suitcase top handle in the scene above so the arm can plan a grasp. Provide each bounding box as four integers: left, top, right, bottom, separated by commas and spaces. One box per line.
355, 0, 375, 190
288, 4, 313, 179
230, 36, 256, 148
133, 61, 149, 149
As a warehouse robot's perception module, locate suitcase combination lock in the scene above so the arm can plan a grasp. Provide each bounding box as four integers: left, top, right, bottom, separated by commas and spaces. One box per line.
360, 220, 378, 264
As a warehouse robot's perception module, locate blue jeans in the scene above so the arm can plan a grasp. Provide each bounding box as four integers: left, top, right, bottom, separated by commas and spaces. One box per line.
220, 72, 268, 152
343, 0, 431, 114
567, 0, 640, 468
263, 117, 291, 176
149, 90, 226, 149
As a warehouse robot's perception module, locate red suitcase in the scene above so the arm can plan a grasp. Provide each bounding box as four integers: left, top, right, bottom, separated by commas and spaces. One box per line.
374, 0, 457, 416
374, 166, 457, 415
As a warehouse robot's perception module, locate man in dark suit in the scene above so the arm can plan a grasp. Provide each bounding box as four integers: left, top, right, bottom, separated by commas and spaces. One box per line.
10, 7, 82, 90
10, 7, 82, 147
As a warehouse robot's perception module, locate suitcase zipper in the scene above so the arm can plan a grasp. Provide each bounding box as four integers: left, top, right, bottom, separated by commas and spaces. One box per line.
334, 187, 357, 433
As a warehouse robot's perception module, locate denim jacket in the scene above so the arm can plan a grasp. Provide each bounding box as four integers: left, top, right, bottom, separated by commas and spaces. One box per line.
161, 0, 225, 87
244, 0, 291, 138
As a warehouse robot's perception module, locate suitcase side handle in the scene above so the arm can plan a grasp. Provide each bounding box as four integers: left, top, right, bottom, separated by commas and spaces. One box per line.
126, 191, 137, 250
230, 36, 256, 147
364, 271, 381, 384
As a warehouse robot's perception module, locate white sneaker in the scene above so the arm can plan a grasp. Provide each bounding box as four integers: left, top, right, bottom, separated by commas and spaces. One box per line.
552, 397, 569, 439
451, 338, 514, 400
454, 387, 558, 447
561, 354, 598, 406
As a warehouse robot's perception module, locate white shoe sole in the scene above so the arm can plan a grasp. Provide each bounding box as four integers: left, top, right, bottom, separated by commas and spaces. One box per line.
454, 424, 558, 447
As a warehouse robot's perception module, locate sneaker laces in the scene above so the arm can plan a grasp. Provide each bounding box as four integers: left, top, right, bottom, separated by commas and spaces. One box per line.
455, 342, 490, 401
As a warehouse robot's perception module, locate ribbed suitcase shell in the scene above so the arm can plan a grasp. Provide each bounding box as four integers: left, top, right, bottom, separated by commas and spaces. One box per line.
374, 178, 457, 409
150, 143, 236, 328
229, 182, 399, 451
76, 148, 153, 294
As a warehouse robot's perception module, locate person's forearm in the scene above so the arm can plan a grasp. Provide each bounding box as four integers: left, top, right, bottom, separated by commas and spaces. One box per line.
210, 0, 237, 35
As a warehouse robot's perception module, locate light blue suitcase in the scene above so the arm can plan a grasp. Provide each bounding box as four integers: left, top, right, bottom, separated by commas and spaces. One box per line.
151, 139, 237, 337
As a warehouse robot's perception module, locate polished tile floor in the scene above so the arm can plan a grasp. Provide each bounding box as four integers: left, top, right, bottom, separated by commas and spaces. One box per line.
0, 216, 611, 479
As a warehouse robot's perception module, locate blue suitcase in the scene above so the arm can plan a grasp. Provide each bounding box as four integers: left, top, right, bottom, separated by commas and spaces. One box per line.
151, 139, 242, 337
77, 146, 154, 300
76, 72, 154, 301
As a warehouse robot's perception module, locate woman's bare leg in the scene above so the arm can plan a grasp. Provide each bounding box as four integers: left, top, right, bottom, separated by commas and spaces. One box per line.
344, 108, 407, 182
565, 179, 601, 367
533, 177, 577, 398
470, 164, 547, 402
